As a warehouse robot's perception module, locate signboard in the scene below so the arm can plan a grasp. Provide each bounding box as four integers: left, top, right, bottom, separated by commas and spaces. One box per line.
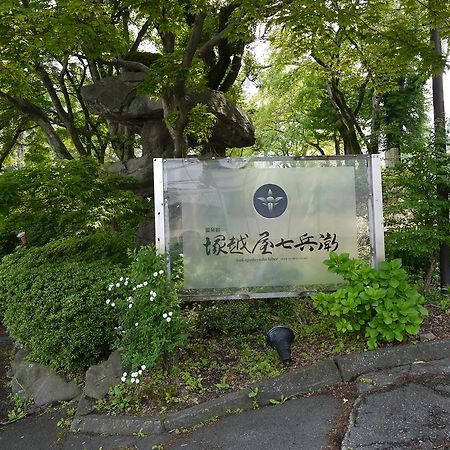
154, 156, 384, 299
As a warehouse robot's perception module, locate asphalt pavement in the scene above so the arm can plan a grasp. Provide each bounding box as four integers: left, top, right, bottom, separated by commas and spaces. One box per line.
0, 340, 449, 450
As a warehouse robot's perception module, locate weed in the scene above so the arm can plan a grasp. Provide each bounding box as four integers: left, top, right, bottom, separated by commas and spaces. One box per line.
424, 288, 450, 313
214, 376, 230, 391
269, 395, 288, 405
133, 427, 146, 437
237, 343, 282, 381
6, 393, 33, 421
248, 387, 259, 398
57, 417, 72, 429
95, 384, 141, 415
181, 370, 204, 393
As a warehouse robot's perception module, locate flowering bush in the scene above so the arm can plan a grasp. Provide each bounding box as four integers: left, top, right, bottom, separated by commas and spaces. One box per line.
106, 246, 188, 374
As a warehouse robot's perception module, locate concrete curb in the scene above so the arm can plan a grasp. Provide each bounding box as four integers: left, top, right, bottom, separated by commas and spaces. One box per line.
71, 338, 450, 436
335, 338, 450, 381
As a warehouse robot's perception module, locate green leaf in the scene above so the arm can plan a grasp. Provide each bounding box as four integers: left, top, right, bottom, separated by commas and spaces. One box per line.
388, 279, 400, 288
405, 324, 419, 335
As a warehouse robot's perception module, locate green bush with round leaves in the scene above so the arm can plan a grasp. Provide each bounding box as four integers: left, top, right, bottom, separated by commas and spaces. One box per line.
312, 252, 428, 349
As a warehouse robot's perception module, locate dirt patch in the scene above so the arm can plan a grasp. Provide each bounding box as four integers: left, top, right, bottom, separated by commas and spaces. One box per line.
323, 383, 358, 450
420, 304, 450, 338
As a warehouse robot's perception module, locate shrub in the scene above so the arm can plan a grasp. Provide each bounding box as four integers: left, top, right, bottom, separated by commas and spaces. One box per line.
1, 231, 131, 267
193, 299, 297, 337
383, 144, 450, 280
105, 246, 188, 374
312, 252, 428, 349
0, 232, 130, 321
2, 260, 119, 373
0, 157, 151, 247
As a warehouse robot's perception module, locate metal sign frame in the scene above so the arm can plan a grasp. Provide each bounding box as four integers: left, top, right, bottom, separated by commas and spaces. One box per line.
154, 155, 384, 301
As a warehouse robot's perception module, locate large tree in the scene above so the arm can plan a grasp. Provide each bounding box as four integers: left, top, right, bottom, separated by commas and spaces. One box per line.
0, 0, 270, 163
268, 0, 449, 155
0, 0, 124, 163
253, 59, 342, 156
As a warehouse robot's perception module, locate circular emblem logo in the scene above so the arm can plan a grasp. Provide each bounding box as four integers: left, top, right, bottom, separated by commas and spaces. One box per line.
253, 184, 288, 218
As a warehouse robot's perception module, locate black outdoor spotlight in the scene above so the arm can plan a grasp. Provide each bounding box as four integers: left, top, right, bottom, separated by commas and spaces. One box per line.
266, 325, 295, 365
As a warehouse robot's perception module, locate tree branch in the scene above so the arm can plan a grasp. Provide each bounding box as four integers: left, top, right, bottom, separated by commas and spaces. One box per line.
354, 75, 370, 116
183, 12, 206, 67
129, 18, 152, 54
310, 51, 329, 69
219, 53, 243, 92
36, 64, 69, 122
197, 18, 238, 59
0, 123, 23, 170
305, 139, 326, 156
0, 90, 73, 160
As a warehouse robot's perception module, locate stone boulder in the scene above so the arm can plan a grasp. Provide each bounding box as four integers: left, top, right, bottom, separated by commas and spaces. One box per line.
83, 350, 123, 400
80, 73, 161, 125
80, 72, 255, 155
10, 348, 81, 407
107, 154, 154, 185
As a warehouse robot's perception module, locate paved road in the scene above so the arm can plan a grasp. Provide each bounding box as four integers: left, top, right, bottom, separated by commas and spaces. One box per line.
1, 357, 448, 450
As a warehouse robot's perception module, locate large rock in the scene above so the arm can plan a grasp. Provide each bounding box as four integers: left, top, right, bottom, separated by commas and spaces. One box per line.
10, 349, 81, 406
107, 154, 155, 198
81, 73, 161, 124
81, 73, 255, 153
83, 350, 123, 400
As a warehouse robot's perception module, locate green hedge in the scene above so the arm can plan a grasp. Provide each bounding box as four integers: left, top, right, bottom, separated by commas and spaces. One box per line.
0, 158, 151, 248
2, 260, 119, 374
0, 231, 132, 373
0, 231, 131, 268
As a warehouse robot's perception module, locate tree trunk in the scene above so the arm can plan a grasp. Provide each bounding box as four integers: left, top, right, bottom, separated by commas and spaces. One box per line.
0, 91, 73, 160
161, 88, 189, 158
431, 26, 450, 295
339, 125, 361, 155
368, 90, 382, 154
327, 81, 363, 155
109, 123, 136, 161
333, 131, 341, 155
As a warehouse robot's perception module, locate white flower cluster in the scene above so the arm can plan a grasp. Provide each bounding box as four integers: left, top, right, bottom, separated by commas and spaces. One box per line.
114, 325, 126, 336
121, 365, 147, 384
127, 295, 133, 309
105, 299, 115, 307
163, 312, 173, 322
108, 277, 129, 291
133, 281, 148, 291
153, 270, 165, 277
149, 290, 157, 301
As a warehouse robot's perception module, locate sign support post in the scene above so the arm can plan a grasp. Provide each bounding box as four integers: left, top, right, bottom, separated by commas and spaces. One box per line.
153, 158, 166, 255
368, 154, 385, 268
